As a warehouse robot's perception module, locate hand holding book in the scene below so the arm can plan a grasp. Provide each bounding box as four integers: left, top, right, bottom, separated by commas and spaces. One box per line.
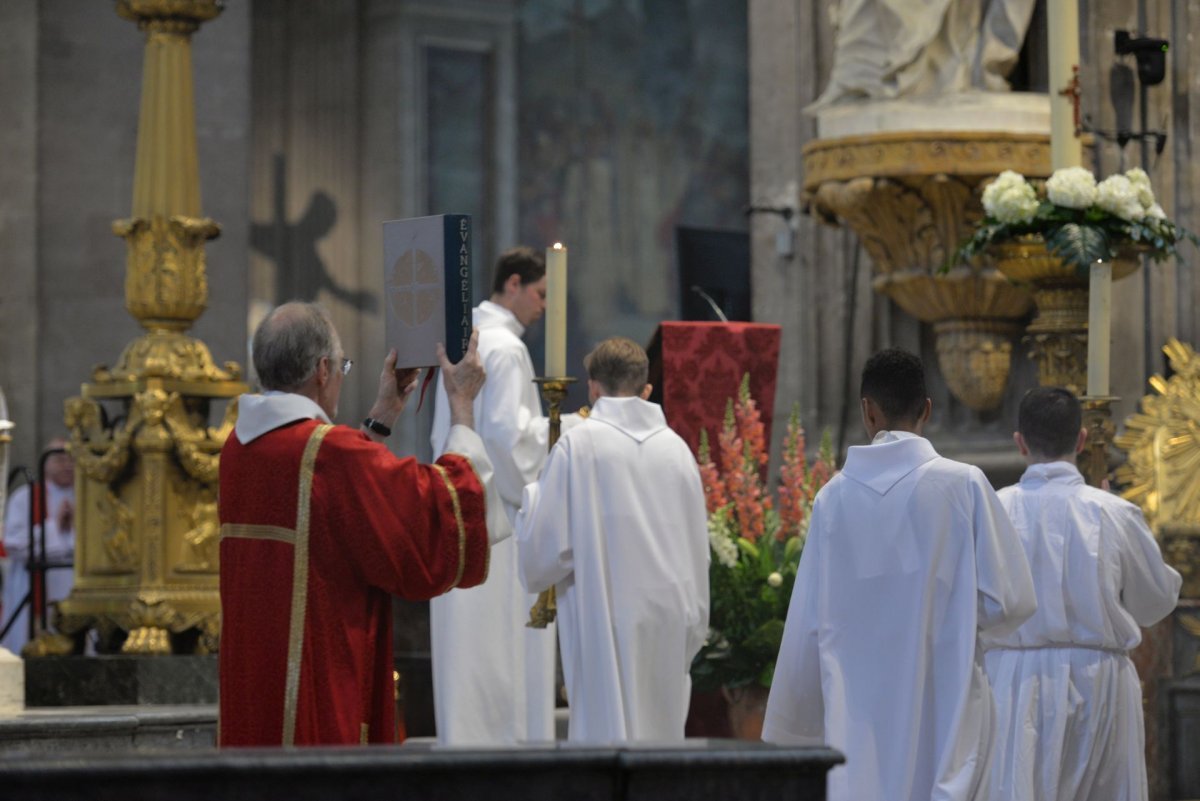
440, 330, 485, 430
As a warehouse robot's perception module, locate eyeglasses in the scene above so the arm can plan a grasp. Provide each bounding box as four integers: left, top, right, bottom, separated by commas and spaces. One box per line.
340, 357, 353, 376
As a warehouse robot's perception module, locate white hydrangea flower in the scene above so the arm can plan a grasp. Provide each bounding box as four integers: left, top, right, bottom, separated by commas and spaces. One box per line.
982, 170, 1038, 224
1046, 166, 1098, 209
1096, 175, 1144, 221
708, 517, 739, 569
767, 572, 783, 588
1124, 168, 1157, 209
1145, 203, 1167, 220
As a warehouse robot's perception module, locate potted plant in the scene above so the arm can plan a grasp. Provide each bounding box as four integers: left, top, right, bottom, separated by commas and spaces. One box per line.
953, 167, 1198, 391
691, 375, 835, 739
957, 166, 1196, 273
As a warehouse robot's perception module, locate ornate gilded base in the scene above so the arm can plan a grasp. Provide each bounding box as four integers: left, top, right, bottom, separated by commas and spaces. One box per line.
873, 268, 1030, 411
932, 319, 1022, 411
1025, 330, 1088, 395
60, 375, 240, 654
1078, 396, 1117, 488
992, 238, 1142, 395
526, 377, 575, 628
1162, 525, 1200, 601
56, 592, 222, 655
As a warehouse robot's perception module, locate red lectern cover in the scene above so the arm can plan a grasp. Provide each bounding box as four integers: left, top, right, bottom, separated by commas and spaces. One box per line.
647, 321, 782, 456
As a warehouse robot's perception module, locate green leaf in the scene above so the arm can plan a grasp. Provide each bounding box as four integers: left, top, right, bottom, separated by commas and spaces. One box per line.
743, 619, 785, 652
783, 536, 803, 563
1045, 222, 1110, 272
758, 661, 776, 688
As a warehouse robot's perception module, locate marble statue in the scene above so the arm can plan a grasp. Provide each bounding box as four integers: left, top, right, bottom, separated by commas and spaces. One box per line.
810, 0, 1038, 109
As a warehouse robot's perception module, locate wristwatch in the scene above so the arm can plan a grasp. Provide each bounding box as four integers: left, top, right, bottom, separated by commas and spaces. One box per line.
362, 417, 392, 437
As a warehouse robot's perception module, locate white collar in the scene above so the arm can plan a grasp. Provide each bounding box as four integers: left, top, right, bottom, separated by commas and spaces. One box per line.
589, 396, 668, 443
871, 429, 920, 444
234, 391, 331, 444
843, 434, 939, 495
476, 300, 525, 337
1019, 460, 1085, 487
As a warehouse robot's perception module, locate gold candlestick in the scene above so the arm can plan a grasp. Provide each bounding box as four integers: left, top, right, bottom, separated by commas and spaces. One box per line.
526, 376, 576, 628
49, 0, 244, 658
1078, 395, 1117, 488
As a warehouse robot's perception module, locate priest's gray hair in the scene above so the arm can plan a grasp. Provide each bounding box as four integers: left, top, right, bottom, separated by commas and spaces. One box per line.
585, 337, 648, 396
252, 301, 339, 392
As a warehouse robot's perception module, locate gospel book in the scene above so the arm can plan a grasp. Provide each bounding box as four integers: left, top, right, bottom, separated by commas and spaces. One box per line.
383, 214, 472, 369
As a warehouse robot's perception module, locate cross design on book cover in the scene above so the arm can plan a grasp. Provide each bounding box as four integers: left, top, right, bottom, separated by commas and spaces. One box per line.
387, 247, 440, 327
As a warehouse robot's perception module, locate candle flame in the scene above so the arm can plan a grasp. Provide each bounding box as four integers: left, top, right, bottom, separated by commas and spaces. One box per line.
552, 242, 564, 250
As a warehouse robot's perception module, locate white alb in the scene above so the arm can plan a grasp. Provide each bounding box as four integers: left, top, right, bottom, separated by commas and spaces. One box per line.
516, 395, 709, 743
984, 461, 1181, 801
763, 431, 1037, 801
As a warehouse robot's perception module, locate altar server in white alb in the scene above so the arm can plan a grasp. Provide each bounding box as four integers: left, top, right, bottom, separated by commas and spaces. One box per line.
984, 387, 1181, 801
429, 247, 559, 744
516, 337, 709, 743
763, 348, 1037, 801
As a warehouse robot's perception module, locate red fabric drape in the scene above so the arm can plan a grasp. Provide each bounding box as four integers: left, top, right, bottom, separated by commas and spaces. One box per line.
649, 322, 782, 456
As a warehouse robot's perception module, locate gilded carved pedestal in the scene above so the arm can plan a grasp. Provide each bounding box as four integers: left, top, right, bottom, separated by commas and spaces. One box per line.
990, 237, 1141, 395
49, 0, 243, 657
803, 131, 1040, 411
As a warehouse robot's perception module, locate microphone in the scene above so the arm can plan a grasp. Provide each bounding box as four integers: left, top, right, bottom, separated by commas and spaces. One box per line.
690, 286, 729, 323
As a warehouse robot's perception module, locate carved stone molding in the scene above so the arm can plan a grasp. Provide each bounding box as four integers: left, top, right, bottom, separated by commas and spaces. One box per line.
803, 131, 1054, 188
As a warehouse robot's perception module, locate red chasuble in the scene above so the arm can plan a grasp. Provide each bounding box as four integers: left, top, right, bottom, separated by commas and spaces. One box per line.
218, 419, 489, 747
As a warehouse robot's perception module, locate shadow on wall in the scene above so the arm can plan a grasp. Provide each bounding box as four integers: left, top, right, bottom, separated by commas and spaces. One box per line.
250, 154, 377, 311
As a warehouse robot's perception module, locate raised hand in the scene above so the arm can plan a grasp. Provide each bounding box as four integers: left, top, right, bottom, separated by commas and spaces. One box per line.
439, 330, 485, 428
363, 349, 421, 436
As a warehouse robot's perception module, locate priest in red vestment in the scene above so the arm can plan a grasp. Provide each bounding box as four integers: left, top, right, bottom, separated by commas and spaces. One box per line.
219, 302, 501, 747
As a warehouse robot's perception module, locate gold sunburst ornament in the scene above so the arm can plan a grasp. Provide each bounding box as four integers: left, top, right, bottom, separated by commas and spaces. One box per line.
1115, 338, 1200, 599
1115, 338, 1200, 531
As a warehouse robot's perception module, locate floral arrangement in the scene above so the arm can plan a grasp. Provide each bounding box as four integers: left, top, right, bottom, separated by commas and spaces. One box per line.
955, 166, 1198, 272
690, 375, 835, 692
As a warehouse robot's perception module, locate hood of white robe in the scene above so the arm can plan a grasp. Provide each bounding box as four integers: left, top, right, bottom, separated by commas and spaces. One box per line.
234, 392, 330, 444
475, 300, 525, 338
841, 432, 939, 495
1017, 460, 1085, 487
588, 396, 669, 443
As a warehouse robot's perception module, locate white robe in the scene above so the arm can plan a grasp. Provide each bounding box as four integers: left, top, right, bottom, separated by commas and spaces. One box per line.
515, 396, 709, 743
763, 431, 1037, 801
984, 461, 1182, 801
2, 481, 75, 653
429, 300, 557, 744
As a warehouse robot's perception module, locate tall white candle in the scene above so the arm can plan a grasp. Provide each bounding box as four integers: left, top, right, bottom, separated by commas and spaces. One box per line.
1047, 0, 1083, 169
1086, 261, 1112, 397
545, 243, 568, 377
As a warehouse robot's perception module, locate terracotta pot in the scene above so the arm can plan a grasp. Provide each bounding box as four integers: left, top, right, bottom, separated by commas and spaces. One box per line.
721, 685, 771, 741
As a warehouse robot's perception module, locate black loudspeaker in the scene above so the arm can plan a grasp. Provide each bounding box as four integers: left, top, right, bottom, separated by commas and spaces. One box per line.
1115, 30, 1168, 87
